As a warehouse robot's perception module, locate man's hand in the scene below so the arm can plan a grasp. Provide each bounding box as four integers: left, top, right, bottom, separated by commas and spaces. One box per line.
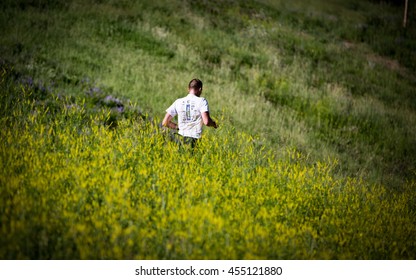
202, 111, 217, 128
162, 113, 178, 129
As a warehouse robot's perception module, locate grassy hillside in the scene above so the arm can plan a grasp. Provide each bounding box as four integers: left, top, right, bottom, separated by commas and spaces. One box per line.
1, 0, 415, 186
1, 0, 416, 259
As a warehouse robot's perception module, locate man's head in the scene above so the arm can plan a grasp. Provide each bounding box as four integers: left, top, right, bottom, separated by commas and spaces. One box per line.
188, 79, 203, 96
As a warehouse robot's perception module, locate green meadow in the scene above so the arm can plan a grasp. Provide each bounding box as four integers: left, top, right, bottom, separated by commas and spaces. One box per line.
1, 0, 415, 259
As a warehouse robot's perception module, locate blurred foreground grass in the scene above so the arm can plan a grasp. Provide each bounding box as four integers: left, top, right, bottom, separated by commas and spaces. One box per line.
1, 64, 415, 259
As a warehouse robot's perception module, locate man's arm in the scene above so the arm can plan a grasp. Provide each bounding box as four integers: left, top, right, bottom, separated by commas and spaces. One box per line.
162, 113, 178, 129
202, 111, 217, 128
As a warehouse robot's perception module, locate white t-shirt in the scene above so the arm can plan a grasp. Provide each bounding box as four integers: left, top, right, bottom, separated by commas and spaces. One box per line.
166, 94, 209, 139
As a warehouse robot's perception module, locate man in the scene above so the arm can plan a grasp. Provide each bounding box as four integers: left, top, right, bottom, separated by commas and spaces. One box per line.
162, 79, 217, 148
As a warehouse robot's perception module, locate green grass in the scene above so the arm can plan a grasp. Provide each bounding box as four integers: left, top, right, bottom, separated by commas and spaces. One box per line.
1, 0, 416, 259
1, 65, 415, 259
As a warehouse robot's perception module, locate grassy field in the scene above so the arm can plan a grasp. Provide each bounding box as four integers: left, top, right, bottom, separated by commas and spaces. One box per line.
1, 0, 416, 259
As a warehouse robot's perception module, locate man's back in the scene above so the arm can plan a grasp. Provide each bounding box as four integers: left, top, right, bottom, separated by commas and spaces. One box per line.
168, 94, 209, 139
162, 78, 217, 144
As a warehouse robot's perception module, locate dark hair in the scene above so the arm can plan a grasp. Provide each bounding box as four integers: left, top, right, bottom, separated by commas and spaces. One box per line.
188, 78, 203, 89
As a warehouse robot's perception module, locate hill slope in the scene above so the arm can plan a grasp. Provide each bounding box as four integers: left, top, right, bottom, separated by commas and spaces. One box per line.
1, 0, 416, 259
1, 0, 415, 186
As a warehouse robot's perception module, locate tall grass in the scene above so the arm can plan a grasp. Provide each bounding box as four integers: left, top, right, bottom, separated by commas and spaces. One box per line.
1, 0, 416, 259
1, 64, 415, 259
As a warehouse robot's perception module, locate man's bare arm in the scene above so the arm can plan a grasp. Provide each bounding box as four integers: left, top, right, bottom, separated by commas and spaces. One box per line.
162, 113, 178, 129
202, 111, 217, 128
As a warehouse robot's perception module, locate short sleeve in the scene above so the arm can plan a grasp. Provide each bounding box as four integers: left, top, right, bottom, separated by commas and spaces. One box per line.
199, 98, 209, 113
166, 101, 178, 117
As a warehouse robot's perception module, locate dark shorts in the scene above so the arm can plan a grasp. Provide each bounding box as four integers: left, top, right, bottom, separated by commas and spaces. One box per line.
167, 131, 199, 150
179, 135, 198, 149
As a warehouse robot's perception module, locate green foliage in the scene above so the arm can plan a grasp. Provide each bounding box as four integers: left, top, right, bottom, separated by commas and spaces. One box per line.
1, 66, 415, 259
1, 0, 416, 259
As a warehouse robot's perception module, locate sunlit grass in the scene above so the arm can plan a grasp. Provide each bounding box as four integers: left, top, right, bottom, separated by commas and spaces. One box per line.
1, 0, 416, 259
1, 65, 415, 259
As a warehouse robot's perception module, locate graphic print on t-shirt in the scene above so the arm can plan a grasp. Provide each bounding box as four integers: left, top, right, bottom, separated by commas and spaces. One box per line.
186, 103, 191, 121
